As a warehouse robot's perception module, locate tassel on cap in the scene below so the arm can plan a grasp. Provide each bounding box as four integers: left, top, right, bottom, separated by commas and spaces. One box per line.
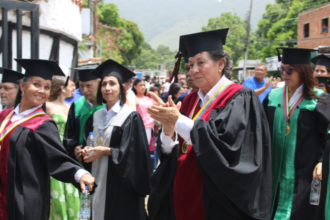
168, 52, 182, 83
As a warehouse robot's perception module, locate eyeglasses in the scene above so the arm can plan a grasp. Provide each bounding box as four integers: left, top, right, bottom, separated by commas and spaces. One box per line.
278, 67, 294, 75
178, 78, 185, 81
183, 87, 189, 89
0, 86, 16, 92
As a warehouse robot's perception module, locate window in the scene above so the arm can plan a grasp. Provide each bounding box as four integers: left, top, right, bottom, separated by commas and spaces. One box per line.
304, 23, 309, 38
322, 18, 328, 33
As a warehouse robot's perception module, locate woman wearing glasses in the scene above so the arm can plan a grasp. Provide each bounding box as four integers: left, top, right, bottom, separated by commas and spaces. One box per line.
263, 47, 330, 220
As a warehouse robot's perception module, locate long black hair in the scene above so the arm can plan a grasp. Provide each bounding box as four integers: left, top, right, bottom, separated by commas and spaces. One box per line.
131, 78, 147, 96
14, 77, 47, 112
168, 83, 183, 98
96, 75, 126, 106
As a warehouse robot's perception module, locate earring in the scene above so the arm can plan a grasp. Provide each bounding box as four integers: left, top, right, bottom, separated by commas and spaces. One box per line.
219, 69, 221, 73
21, 91, 24, 96
62, 90, 66, 93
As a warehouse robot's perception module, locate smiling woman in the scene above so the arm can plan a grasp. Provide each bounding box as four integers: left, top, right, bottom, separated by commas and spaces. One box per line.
0, 59, 95, 220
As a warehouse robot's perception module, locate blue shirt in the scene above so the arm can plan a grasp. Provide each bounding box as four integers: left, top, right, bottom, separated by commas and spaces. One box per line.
65, 88, 83, 104
243, 76, 272, 103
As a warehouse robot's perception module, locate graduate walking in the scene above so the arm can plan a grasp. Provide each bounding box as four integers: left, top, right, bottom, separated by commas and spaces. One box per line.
82, 59, 152, 220
263, 48, 330, 220
147, 29, 272, 220
0, 59, 95, 220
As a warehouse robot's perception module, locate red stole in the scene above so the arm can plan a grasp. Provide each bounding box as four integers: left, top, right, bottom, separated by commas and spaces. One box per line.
173, 83, 243, 220
0, 108, 50, 220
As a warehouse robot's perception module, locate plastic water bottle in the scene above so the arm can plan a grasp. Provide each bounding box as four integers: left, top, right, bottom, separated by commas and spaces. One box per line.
87, 132, 94, 155
80, 186, 91, 220
310, 178, 321, 205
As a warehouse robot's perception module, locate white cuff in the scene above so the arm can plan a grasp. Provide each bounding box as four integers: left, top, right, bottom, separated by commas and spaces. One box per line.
160, 130, 179, 154
174, 115, 194, 145
74, 169, 90, 182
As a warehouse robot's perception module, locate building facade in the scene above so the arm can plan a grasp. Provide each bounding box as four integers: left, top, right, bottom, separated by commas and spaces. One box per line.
0, 0, 83, 75
298, 2, 330, 48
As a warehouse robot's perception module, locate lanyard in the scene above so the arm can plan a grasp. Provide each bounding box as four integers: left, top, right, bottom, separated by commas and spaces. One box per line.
283, 86, 303, 136
189, 81, 233, 120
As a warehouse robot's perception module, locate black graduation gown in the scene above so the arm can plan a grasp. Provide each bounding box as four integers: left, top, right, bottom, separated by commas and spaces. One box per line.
263, 89, 330, 220
148, 85, 272, 220
63, 98, 103, 171
0, 110, 83, 220
84, 108, 152, 220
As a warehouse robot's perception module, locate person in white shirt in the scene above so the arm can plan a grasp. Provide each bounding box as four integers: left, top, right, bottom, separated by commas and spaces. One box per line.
146, 28, 272, 220
0, 59, 95, 220
82, 59, 151, 220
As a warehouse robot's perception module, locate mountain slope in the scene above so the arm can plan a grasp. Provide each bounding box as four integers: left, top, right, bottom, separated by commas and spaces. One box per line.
105, 0, 275, 49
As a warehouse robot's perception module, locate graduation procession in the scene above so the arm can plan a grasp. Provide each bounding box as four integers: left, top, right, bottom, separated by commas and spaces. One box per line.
2, 0, 330, 220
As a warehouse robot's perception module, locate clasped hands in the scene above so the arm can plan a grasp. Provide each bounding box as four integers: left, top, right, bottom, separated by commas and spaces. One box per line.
147, 95, 181, 138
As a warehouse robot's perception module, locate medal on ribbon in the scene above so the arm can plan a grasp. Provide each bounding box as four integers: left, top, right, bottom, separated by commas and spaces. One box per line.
96, 136, 104, 146
283, 86, 304, 136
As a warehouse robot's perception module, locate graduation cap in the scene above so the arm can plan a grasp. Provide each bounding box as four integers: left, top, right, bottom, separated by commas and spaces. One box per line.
276, 47, 317, 64
316, 76, 330, 92
90, 59, 136, 82
311, 54, 330, 70
0, 68, 24, 84
180, 28, 229, 58
70, 65, 99, 82
14, 59, 65, 80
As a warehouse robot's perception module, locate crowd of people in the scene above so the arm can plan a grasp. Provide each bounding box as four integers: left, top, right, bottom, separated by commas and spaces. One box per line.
0, 27, 330, 220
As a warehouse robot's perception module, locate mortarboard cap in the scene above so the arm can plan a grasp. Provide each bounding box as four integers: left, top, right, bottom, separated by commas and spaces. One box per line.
71, 65, 99, 82
316, 76, 330, 92
0, 68, 24, 84
276, 47, 317, 64
90, 59, 136, 82
15, 59, 65, 80
178, 35, 189, 63
180, 28, 229, 58
311, 54, 330, 70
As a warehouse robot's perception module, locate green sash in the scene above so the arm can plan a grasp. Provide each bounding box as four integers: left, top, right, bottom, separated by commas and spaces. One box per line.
74, 96, 105, 143
268, 87, 323, 219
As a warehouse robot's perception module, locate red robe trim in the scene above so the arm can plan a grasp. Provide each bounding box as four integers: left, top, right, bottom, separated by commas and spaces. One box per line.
173, 83, 243, 220
0, 108, 50, 220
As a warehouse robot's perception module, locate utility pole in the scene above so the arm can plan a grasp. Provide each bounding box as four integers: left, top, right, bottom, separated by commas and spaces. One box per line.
88, 0, 93, 35
93, 0, 98, 56
242, 0, 253, 81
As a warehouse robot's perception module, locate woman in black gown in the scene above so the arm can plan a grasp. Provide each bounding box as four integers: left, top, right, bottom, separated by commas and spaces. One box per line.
82, 59, 152, 220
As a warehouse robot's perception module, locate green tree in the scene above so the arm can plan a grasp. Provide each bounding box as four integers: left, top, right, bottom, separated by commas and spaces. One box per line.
202, 12, 257, 65
132, 42, 159, 69
255, 0, 328, 61
118, 20, 145, 65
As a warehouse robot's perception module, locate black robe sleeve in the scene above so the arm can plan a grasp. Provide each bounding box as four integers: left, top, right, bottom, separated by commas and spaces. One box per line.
191, 88, 272, 219
84, 112, 152, 196
63, 103, 81, 160
315, 93, 330, 162
34, 120, 82, 190
110, 112, 152, 196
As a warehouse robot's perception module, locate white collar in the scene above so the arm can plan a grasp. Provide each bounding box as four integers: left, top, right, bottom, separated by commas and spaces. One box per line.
103, 100, 122, 121
86, 99, 94, 109
197, 74, 229, 106
12, 104, 43, 121
288, 84, 304, 107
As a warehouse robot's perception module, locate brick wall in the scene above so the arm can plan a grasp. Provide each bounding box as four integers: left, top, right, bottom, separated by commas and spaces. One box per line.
298, 3, 330, 48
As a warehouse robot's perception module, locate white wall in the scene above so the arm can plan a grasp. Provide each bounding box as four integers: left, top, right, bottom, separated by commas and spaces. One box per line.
1, 0, 82, 75
7, 0, 82, 42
